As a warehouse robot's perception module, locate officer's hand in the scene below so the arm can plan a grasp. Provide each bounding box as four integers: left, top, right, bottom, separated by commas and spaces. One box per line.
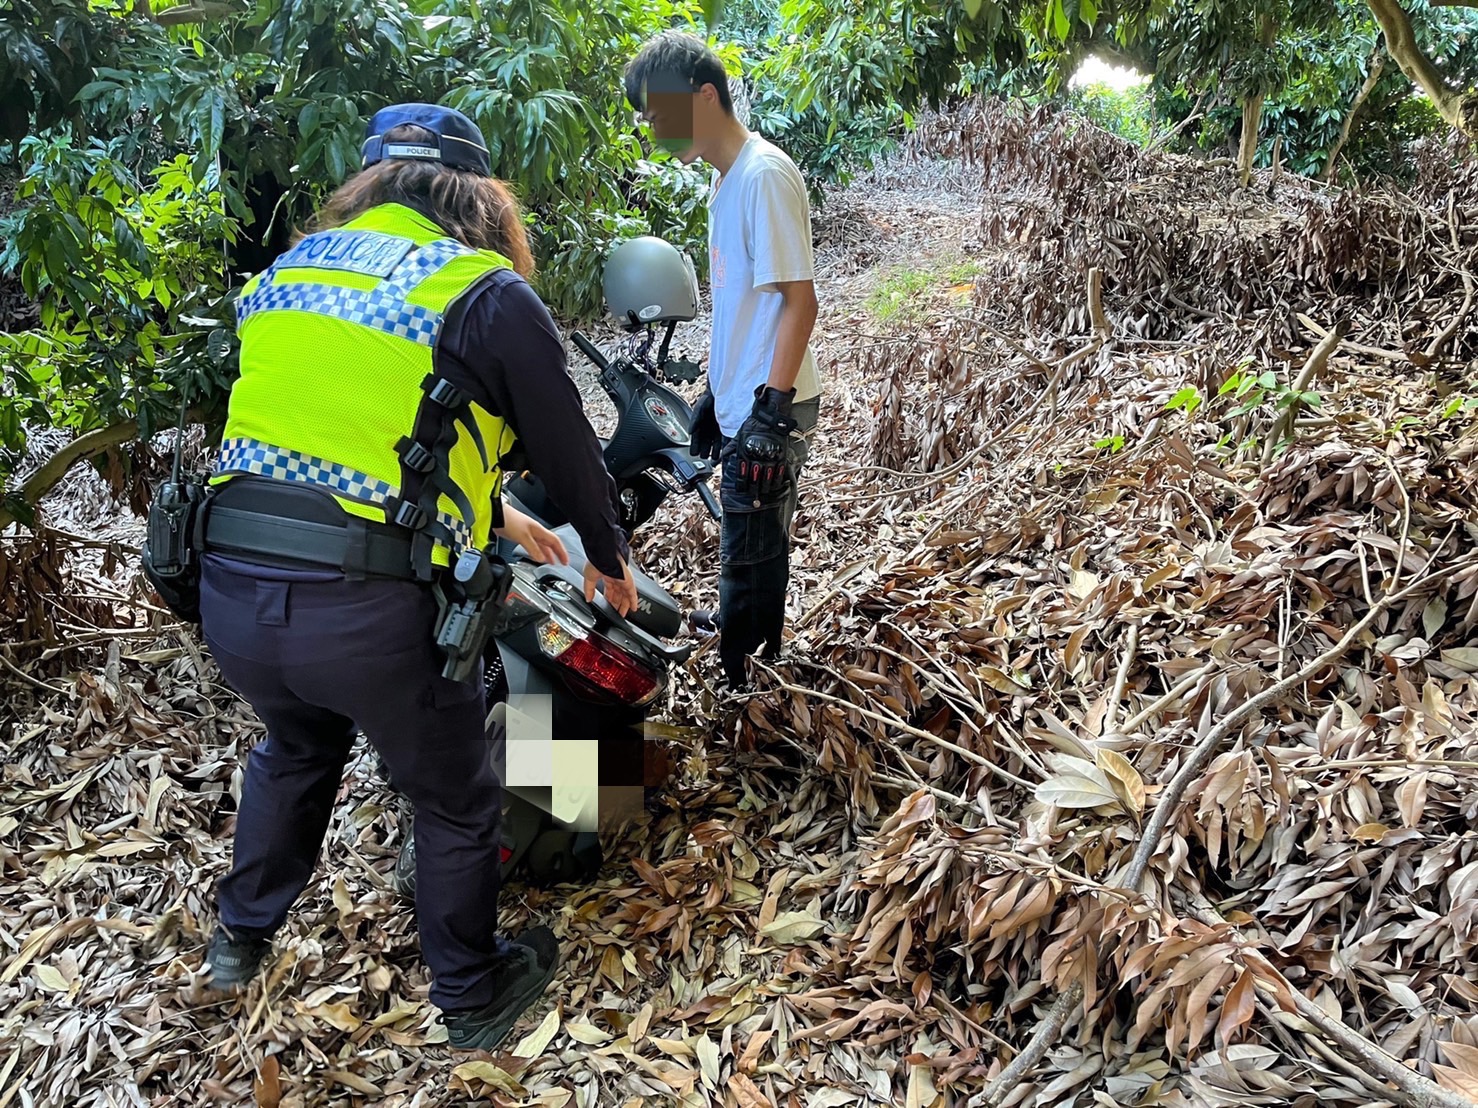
495, 505, 570, 566
584, 558, 638, 617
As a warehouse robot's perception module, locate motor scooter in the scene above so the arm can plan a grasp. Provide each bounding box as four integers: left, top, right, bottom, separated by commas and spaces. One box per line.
392, 320, 719, 892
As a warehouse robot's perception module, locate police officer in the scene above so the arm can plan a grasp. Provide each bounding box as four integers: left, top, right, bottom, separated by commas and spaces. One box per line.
196, 103, 637, 1052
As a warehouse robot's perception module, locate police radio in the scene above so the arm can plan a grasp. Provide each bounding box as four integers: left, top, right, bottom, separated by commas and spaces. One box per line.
141, 395, 209, 620
434, 547, 513, 682
146, 401, 201, 575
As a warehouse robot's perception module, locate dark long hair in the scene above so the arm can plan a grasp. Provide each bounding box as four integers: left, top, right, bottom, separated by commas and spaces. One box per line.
310, 123, 535, 277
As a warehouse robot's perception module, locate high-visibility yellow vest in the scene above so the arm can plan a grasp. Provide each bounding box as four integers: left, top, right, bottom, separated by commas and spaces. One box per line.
214, 203, 517, 569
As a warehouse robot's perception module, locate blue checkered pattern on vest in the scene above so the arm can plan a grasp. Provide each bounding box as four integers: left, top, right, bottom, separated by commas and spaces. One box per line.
235, 238, 474, 346
216, 438, 474, 551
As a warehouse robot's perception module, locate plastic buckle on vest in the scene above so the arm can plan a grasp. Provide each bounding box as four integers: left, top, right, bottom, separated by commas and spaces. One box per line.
425, 378, 464, 410
392, 501, 429, 530
396, 437, 436, 474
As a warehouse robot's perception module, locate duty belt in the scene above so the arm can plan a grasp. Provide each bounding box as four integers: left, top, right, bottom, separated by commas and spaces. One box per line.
200, 503, 418, 580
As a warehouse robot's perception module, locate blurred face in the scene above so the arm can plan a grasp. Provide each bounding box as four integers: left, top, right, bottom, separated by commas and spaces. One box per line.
634, 82, 725, 165
636, 90, 698, 161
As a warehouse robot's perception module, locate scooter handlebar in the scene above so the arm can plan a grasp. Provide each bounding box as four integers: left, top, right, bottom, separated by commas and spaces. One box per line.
570, 331, 611, 373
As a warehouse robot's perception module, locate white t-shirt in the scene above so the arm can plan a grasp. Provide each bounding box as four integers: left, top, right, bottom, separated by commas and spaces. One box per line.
707, 134, 821, 437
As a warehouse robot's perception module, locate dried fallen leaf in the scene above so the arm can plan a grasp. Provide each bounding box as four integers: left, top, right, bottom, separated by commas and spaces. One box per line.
512, 1007, 561, 1059
1095, 746, 1146, 816
449, 1061, 527, 1098
1433, 1063, 1478, 1098
323, 1070, 381, 1096
253, 1056, 281, 1108
32, 964, 68, 993
331, 874, 352, 918
565, 1021, 612, 1045
731, 1072, 771, 1108
300, 1002, 360, 1032
760, 911, 827, 945
1035, 773, 1121, 811
695, 1033, 721, 1090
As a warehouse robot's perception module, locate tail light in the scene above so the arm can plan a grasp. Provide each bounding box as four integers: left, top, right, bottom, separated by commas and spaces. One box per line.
536, 613, 662, 706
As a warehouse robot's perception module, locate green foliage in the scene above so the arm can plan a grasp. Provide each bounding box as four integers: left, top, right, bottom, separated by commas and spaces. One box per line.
1216, 366, 1320, 416
1065, 81, 1153, 144
0, 134, 238, 466
1163, 386, 1203, 418
1143, 0, 1478, 180
2, 0, 719, 511
1440, 395, 1478, 420
865, 267, 937, 322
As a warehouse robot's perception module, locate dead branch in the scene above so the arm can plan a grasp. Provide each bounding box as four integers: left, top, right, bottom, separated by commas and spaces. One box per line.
982, 983, 1085, 1106
1088, 266, 1111, 339
1124, 545, 1471, 892
1324, 47, 1388, 182
1424, 195, 1476, 363
1188, 894, 1478, 1108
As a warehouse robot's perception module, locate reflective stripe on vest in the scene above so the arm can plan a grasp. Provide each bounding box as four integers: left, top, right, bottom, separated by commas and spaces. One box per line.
216, 436, 474, 552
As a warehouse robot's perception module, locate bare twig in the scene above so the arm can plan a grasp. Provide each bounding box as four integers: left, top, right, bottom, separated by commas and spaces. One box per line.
1119, 666, 1219, 735
1424, 194, 1476, 363
0, 652, 67, 696
1323, 47, 1387, 183
1087, 266, 1111, 339
1107, 625, 1140, 732
748, 660, 1036, 791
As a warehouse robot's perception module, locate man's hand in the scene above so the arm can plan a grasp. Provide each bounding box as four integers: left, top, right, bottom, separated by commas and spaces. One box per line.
733, 385, 797, 499
495, 504, 570, 566
690, 389, 722, 463
584, 558, 638, 617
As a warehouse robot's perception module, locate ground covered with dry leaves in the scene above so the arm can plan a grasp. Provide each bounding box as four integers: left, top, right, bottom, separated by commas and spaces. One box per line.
3, 101, 1478, 1108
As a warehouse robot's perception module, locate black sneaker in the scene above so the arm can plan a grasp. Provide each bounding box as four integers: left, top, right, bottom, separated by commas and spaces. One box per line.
444, 927, 560, 1052
686, 609, 720, 636
203, 926, 271, 990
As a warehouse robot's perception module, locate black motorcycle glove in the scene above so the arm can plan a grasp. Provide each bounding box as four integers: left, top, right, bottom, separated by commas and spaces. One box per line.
690, 389, 722, 463
733, 385, 797, 499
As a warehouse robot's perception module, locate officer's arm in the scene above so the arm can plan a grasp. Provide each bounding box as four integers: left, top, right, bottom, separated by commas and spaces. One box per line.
446, 276, 630, 578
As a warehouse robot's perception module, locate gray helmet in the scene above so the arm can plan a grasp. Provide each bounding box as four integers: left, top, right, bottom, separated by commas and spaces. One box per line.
603, 236, 699, 329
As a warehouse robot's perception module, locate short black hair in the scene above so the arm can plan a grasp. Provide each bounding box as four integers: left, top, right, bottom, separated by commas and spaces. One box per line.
623, 31, 734, 116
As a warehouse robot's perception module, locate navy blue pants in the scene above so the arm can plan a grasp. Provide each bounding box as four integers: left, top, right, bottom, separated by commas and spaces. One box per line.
198, 557, 510, 1012
718, 398, 819, 687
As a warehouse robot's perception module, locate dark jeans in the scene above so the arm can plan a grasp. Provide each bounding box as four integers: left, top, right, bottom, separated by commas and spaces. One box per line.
717, 398, 819, 687
198, 558, 511, 1012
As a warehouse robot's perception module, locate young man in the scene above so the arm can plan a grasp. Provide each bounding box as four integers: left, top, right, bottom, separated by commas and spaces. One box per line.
624, 31, 822, 690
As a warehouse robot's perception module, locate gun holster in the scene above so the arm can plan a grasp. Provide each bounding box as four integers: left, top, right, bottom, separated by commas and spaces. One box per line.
141, 480, 212, 622
433, 548, 513, 683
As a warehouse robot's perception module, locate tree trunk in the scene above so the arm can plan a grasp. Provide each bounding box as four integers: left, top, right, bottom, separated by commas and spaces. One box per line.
1237, 14, 1279, 188
1366, 0, 1478, 139
1324, 47, 1387, 182
1238, 93, 1266, 188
